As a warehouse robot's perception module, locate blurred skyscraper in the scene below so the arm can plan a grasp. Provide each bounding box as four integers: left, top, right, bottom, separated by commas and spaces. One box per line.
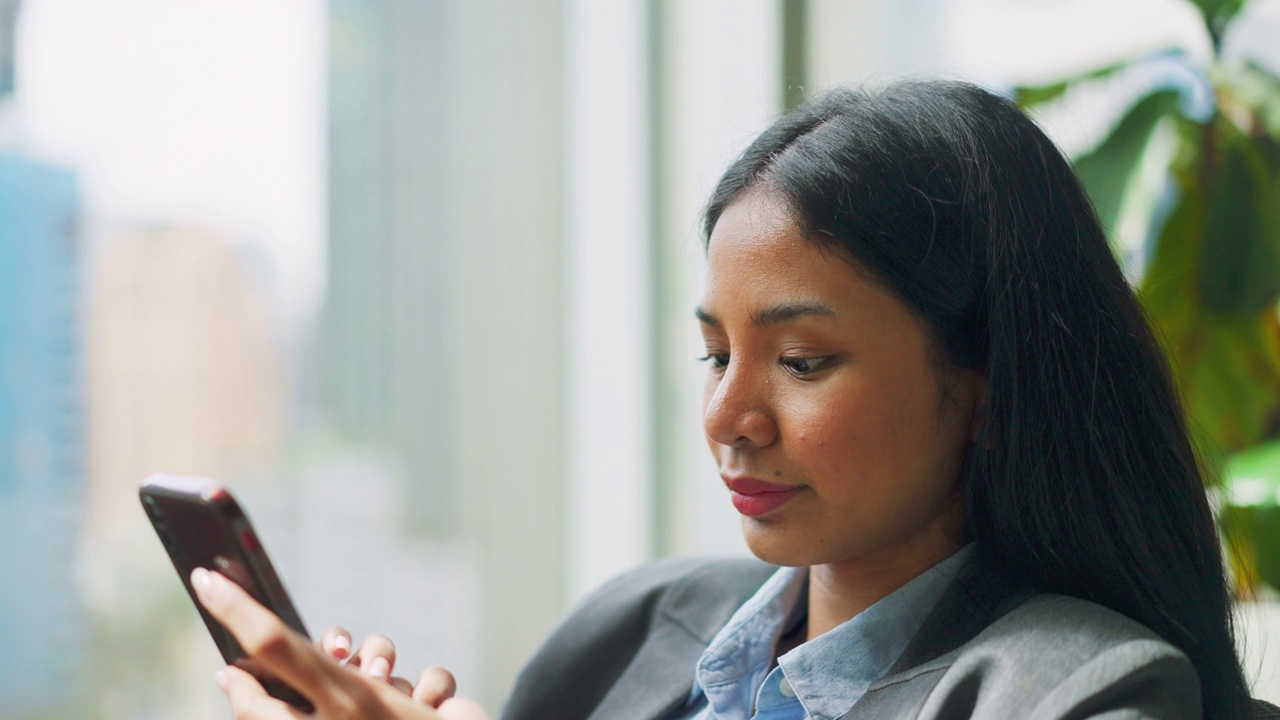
77, 226, 285, 718
0, 0, 20, 96
324, 0, 573, 704
79, 227, 284, 614
0, 154, 87, 716
324, 0, 457, 534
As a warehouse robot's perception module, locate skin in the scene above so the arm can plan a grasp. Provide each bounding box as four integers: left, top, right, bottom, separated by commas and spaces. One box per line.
195, 186, 983, 714
699, 189, 984, 639
192, 568, 488, 720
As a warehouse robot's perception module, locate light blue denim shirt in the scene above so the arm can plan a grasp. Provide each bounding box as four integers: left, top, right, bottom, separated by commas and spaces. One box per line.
676, 546, 972, 720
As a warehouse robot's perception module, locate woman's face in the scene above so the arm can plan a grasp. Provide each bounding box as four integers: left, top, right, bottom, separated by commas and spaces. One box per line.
699, 190, 983, 573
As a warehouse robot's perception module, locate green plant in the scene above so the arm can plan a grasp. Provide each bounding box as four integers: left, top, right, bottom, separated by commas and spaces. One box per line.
1018, 0, 1280, 471
1015, 0, 1280, 592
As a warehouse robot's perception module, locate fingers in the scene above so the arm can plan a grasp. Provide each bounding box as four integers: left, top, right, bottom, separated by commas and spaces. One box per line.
194, 568, 478, 720
413, 666, 458, 707
319, 626, 354, 661
437, 697, 491, 720
319, 626, 400, 688
349, 634, 398, 681
390, 676, 415, 696
221, 665, 308, 720
191, 568, 342, 702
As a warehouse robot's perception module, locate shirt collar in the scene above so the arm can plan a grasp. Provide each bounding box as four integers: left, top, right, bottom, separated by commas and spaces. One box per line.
692, 545, 973, 720
779, 545, 972, 719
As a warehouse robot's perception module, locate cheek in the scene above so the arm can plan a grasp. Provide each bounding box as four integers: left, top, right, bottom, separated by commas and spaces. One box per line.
790, 384, 916, 476
789, 406, 864, 473
794, 431, 825, 450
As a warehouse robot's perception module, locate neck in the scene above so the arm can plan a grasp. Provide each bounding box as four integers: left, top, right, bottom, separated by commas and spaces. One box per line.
805, 534, 962, 640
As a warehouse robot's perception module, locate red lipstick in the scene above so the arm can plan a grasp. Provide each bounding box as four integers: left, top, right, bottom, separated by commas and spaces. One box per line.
723, 476, 803, 517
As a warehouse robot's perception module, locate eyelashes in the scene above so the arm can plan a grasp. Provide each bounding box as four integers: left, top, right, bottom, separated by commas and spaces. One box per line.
698, 353, 729, 370
698, 353, 837, 378
780, 356, 835, 377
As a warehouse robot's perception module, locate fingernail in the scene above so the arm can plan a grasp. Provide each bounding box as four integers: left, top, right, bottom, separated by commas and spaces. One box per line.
214, 670, 228, 691
334, 635, 351, 654
192, 568, 212, 593
368, 656, 390, 680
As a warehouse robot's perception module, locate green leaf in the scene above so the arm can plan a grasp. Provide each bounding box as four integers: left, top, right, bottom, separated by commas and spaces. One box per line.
1183, 316, 1280, 454
1224, 438, 1280, 496
1218, 62, 1280, 138
1140, 128, 1280, 463
1138, 122, 1205, 323
1014, 59, 1132, 108
1186, 0, 1247, 41
1073, 89, 1180, 241
1221, 439, 1280, 591
1016, 81, 1071, 108
1219, 504, 1280, 591
1199, 115, 1280, 315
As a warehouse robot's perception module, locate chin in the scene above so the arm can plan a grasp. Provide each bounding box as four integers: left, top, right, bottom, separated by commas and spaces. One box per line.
740, 519, 823, 568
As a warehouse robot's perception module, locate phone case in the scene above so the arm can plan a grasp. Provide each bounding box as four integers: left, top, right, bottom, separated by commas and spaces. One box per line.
139, 473, 313, 711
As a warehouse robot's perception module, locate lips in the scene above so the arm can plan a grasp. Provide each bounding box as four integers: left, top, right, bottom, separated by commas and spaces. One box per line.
723, 476, 804, 517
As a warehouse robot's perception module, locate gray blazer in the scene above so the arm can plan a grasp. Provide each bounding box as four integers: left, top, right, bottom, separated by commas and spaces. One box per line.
500, 547, 1201, 719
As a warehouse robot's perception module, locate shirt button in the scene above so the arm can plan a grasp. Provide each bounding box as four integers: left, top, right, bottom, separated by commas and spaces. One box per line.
778, 677, 796, 698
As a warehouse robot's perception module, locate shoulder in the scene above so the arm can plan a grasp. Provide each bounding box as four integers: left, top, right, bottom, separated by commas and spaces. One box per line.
572, 556, 774, 632
499, 557, 774, 720
867, 594, 1200, 719
536, 556, 774, 655
965, 593, 1198, 693
975, 593, 1171, 652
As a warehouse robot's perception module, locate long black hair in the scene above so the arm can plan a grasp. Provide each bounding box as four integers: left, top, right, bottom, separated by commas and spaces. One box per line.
704, 80, 1248, 719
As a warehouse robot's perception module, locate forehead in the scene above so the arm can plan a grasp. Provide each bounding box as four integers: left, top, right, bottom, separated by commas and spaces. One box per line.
707, 191, 802, 263
704, 191, 866, 304
701, 190, 938, 354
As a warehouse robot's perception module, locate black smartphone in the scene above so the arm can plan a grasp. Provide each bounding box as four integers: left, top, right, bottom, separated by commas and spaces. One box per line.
139, 473, 314, 712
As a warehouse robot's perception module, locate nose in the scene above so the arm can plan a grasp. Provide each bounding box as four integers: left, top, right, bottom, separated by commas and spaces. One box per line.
703, 360, 779, 449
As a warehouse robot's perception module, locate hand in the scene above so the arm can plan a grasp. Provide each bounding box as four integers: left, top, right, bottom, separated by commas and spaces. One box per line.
192, 568, 489, 720
318, 626, 459, 706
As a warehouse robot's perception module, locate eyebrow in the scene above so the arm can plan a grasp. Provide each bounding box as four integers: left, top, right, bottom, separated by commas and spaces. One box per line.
695, 301, 836, 328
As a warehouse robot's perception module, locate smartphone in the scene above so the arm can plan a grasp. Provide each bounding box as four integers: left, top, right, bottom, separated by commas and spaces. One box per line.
139, 473, 314, 712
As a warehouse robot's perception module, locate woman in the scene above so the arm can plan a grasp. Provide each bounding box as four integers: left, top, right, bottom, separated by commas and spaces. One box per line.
194, 80, 1251, 719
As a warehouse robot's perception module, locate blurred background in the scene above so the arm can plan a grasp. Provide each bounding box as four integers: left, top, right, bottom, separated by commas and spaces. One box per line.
3, 0, 1280, 717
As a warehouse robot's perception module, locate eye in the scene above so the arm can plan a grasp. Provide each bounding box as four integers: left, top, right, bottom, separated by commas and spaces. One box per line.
780, 355, 833, 377
698, 353, 729, 371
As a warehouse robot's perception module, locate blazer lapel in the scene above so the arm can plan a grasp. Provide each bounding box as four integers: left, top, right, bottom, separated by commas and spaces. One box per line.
581, 548, 1031, 720
838, 547, 1036, 720
884, 545, 1036, 675
588, 559, 776, 720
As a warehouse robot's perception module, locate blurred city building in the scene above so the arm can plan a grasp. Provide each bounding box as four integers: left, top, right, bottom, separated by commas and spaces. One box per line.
324, 0, 457, 535
324, 0, 571, 704
0, 153, 86, 716
80, 226, 284, 610
0, 0, 19, 96
77, 226, 284, 717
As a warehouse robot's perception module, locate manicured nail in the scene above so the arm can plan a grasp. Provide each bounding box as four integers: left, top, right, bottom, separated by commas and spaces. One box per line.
334, 635, 351, 654
214, 670, 228, 691
192, 568, 212, 592
368, 656, 390, 680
